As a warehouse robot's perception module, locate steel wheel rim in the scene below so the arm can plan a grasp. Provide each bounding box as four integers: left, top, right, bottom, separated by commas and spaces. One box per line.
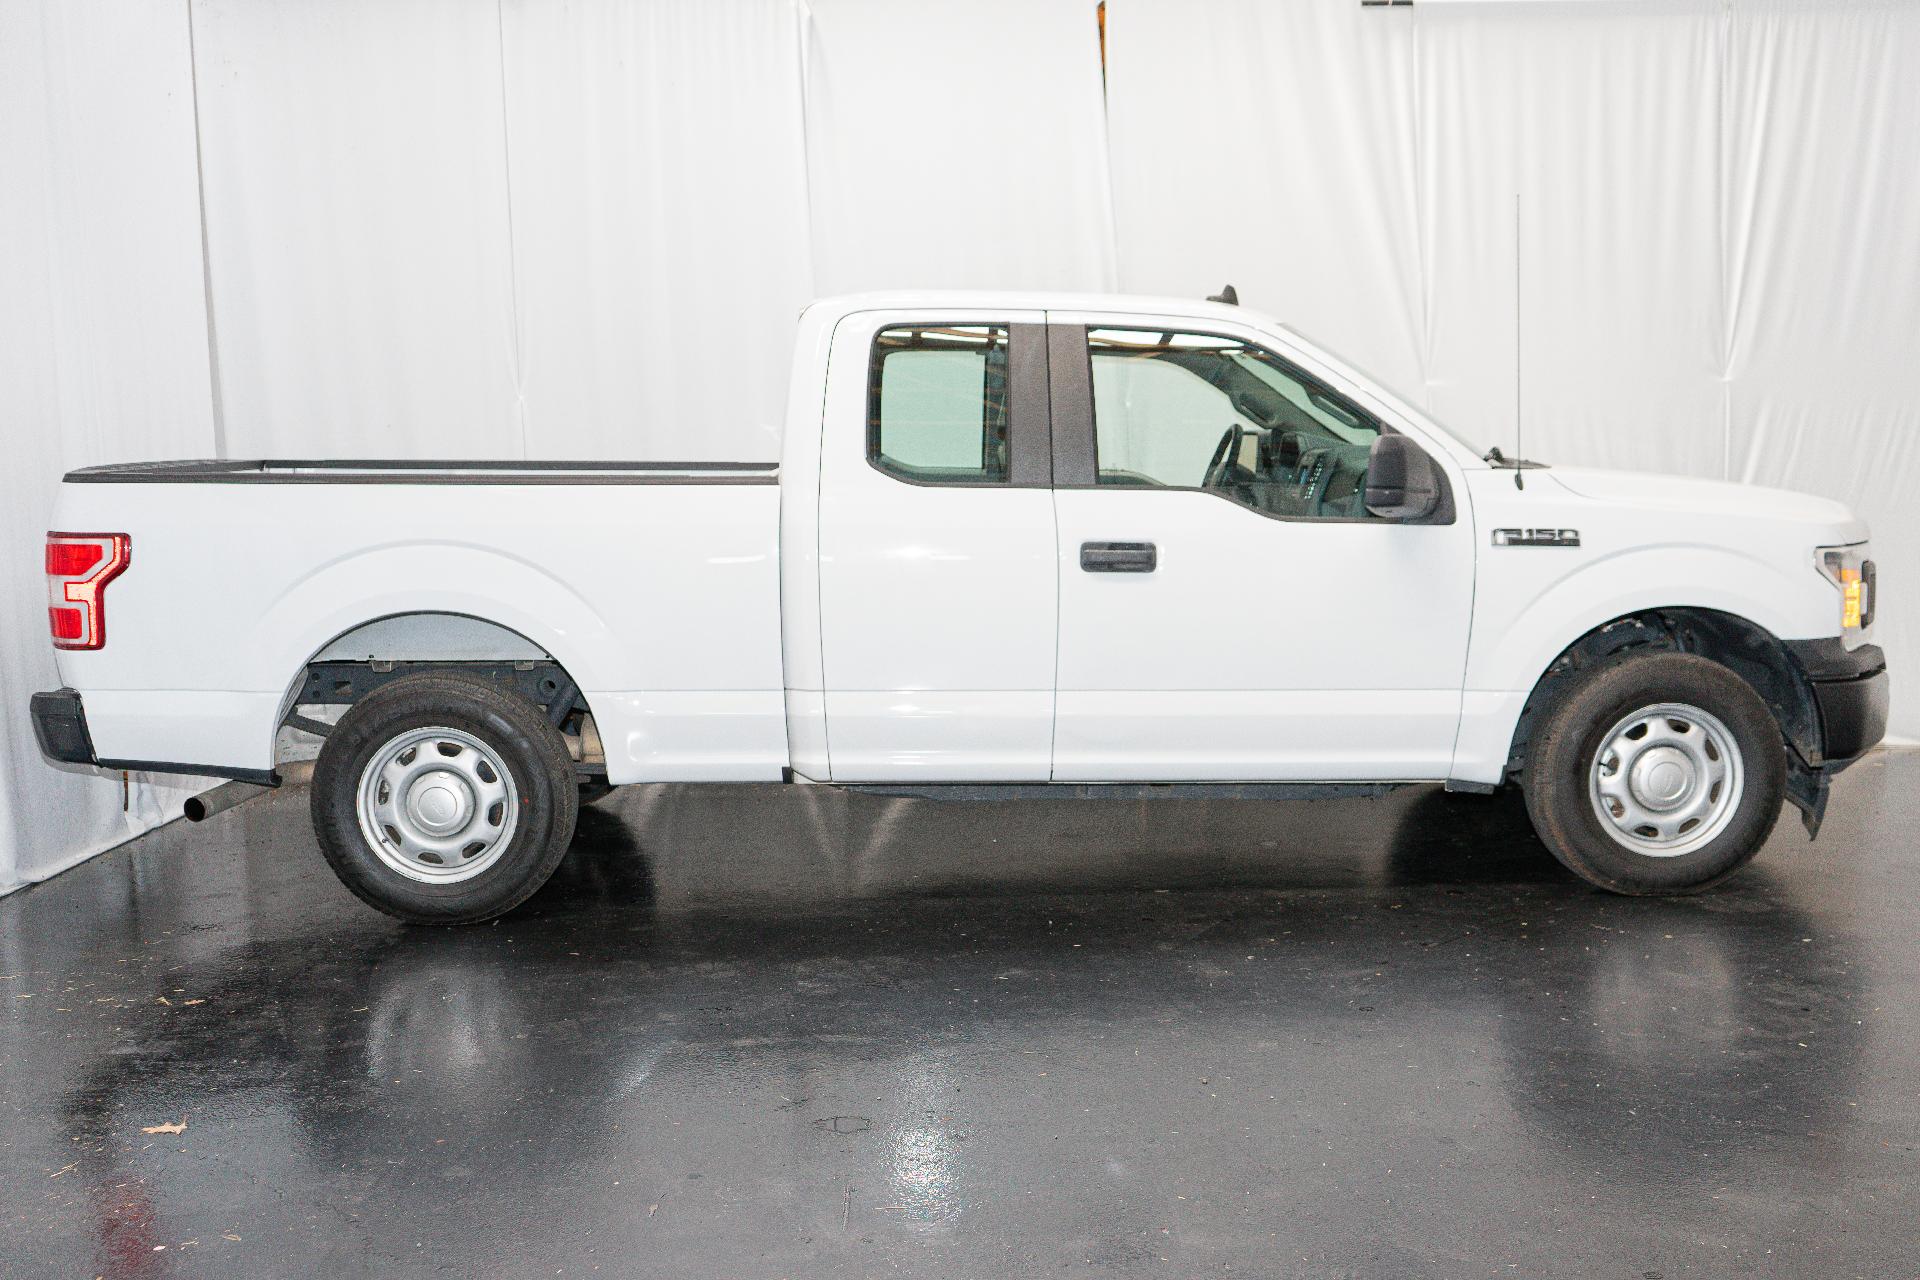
356, 726, 519, 883
1588, 701, 1743, 858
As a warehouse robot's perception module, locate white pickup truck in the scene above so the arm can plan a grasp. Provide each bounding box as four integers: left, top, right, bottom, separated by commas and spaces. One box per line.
33, 290, 1887, 922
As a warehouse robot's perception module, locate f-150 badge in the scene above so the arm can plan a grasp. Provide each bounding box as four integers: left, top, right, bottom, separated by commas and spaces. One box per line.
1492, 528, 1580, 547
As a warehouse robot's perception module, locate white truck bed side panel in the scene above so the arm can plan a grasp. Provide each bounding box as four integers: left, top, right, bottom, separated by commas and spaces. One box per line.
52, 479, 785, 780
81, 690, 286, 771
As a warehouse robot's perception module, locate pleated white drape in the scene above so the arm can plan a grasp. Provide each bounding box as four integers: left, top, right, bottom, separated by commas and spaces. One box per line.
2, 0, 1913, 892
0, 1, 220, 892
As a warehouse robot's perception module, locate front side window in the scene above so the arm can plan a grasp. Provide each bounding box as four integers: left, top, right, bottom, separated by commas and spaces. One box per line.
1088, 328, 1385, 519
869, 325, 1011, 484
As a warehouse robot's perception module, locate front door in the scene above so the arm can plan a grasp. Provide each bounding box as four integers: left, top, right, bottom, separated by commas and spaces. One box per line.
1046, 316, 1475, 781
815, 310, 1058, 781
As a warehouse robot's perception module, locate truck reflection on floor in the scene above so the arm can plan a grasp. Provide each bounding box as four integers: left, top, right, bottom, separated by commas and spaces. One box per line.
54, 786, 1870, 1273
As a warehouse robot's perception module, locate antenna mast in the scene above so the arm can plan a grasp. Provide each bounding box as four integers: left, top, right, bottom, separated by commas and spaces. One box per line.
1513, 192, 1525, 490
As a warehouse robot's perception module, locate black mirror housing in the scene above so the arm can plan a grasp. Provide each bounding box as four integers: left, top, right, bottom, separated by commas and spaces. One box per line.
1364, 433, 1441, 521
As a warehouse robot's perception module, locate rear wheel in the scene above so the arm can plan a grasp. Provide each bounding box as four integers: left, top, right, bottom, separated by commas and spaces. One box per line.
1523, 651, 1786, 894
311, 672, 580, 923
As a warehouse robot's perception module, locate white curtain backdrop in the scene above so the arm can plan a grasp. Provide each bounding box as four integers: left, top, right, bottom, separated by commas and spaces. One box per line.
2, 0, 1913, 892
0, 0, 218, 895
191, 0, 526, 457
501, 0, 815, 460
800, 0, 1116, 296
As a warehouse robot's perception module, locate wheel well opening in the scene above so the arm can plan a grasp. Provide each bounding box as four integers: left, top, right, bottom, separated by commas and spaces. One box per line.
275, 612, 600, 771
1507, 608, 1818, 780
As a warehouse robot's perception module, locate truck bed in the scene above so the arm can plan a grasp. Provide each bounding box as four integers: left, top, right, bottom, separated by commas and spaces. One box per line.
50, 459, 788, 783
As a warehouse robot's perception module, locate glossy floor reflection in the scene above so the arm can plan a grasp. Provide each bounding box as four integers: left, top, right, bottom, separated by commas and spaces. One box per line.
2, 753, 1917, 1277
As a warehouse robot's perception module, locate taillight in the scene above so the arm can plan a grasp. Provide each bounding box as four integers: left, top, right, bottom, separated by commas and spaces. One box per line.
45, 532, 130, 650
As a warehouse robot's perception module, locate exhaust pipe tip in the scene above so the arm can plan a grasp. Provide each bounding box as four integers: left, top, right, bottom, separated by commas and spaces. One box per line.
182, 761, 313, 822
183, 779, 270, 823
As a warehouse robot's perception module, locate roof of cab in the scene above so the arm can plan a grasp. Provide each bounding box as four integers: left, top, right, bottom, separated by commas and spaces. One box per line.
804, 290, 1278, 330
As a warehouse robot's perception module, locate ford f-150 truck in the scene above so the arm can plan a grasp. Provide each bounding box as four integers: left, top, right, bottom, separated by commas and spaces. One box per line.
31, 291, 1888, 922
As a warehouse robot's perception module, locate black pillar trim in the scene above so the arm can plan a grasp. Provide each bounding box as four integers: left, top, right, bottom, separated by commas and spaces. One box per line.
1046, 323, 1097, 487
1008, 322, 1053, 487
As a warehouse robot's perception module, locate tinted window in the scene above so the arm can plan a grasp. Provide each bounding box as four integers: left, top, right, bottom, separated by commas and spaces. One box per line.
1088, 328, 1385, 519
869, 325, 1011, 484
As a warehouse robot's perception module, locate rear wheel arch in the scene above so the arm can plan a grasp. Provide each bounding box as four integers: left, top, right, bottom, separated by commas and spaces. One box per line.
272, 610, 602, 770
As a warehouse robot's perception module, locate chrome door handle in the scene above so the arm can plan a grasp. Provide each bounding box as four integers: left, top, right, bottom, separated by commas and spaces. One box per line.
1079, 541, 1157, 573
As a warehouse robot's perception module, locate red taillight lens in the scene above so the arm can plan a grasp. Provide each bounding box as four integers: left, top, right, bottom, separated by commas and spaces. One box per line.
45, 532, 130, 651
47, 542, 104, 576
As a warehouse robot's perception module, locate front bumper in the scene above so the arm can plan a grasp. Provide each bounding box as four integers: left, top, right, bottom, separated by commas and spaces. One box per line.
1787, 639, 1889, 766
1778, 640, 1888, 837
30, 688, 96, 766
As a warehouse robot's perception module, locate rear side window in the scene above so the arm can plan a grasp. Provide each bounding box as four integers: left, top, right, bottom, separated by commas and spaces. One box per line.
868, 325, 1011, 484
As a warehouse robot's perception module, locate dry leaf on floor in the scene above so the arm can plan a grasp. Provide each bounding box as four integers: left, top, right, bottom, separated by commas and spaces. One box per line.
141, 1120, 187, 1135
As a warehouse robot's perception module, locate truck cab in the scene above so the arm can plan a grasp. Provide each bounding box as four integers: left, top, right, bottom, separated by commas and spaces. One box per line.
33, 290, 1888, 922
784, 296, 1479, 785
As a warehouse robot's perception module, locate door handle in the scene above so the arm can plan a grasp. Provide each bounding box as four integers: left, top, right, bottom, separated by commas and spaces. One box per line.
1079, 541, 1157, 573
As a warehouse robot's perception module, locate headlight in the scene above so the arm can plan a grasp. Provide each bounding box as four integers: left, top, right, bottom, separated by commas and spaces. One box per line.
1816, 543, 1876, 637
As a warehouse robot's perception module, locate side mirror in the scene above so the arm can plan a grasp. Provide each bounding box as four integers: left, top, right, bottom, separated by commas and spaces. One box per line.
1364, 433, 1441, 521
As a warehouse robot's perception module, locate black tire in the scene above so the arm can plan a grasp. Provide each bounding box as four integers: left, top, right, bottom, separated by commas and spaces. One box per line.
1522, 651, 1786, 894
578, 779, 616, 806
311, 672, 580, 924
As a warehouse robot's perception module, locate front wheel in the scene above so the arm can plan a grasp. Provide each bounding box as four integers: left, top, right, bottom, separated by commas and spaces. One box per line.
311, 672, 580, 923
1523, 651, 1787, 894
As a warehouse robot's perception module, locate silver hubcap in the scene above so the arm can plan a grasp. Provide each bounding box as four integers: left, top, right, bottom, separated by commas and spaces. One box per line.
1589, 702, 1743, 857
357, 727, 518, 883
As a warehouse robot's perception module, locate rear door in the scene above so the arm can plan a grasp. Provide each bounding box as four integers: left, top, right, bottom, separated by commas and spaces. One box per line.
1045, 313, 1475, 781
814, 310, 1057, 780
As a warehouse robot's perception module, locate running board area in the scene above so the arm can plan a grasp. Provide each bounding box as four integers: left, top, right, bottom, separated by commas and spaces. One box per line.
840, 781, 1407, 802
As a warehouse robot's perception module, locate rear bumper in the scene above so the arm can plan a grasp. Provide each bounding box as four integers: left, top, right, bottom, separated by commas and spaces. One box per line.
30, 687, 278, 784
1786, 639, 1889, 767
30, 688, 96, 766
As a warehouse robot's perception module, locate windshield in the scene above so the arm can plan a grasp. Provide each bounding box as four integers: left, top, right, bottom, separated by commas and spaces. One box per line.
1276, 323, 1487, 456
1225, 350, 1376, 446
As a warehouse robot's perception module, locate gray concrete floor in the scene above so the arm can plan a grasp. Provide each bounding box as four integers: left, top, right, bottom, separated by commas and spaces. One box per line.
2, 754, 1917, 1278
